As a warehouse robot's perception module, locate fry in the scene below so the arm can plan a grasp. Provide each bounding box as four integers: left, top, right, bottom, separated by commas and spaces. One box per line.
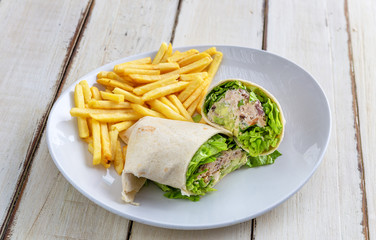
207, 51, 223, 84
110, 121, 135, 132
79, 80, 92, 103
179, 72, 208, 81
167, 49, 199, 63
160, 43, 173, 63
120, 68, 160, 75
165, 56, 213, 76
100, 123, 111, 160
97, 71, 124, 82
97, 78, 133, 92
109, 129, 119, 161
128, 73, 177, 84
183, 81, 207, 108
147, 99, 186, 121
132, 74, 179, 95
117, 62, 179, 73
167, 95, 193, 122
159, 96, 179, 113
90, 87, 101, 100
100, 91, 124, 103
114, 140, 124, 175
92, 119, 101, 165
90, 112, 142, 122
142, 81, 189, 102
177, 77, 203, 102
115, 57, 152, 69
187, 95, 201, 116
152, 42, 168, 64
70, 108, 132, 118
88, 100, 131, 109
131, 103, 166, 118
74, 84, 89, 138
178, 52, 211, 67
113, 87, 143, 104
203, 47, 217, 56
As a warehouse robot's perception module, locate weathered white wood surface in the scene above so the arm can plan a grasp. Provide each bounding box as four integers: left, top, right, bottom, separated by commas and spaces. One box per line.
0, 0, 92, 233
348, 0, 376, 238
6, 0, 179, 239
130, 0, 265, 239
254, 0, 365, 239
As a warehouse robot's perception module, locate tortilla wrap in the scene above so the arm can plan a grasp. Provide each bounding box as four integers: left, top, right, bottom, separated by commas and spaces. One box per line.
121, 116, 226, 204
201, 79, 285, 156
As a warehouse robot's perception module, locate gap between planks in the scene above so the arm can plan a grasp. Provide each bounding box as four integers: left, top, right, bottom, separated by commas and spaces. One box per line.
344, 0, 370, 239
0, 1, 94, 239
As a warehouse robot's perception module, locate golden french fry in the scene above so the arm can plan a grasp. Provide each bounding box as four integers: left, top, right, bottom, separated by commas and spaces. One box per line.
207, 51, 223, 84
152, 42, 168, 64
179, 72, 208, 81
141, 81, 189, 102
187, 95, 201, 116
88, 100, 131, 109
167, 49, 199, 63
90, 86, 101, 100
90, 112, 142, 122
131, 103, 166, 118
177, 77, 203, 102
164, 56, 213, 77
112, 87, 143, 105
110, 121, 135, 132
97, 78, 133, 92
203, 47, 217, 56
120, 68, 160, 75
167, 95, 193, 122
70, 108, 132, 118
79, 80, 92, 103
97, 71, 124, 81
178, 52, 211, 67
183, 81, 207, 108
92, 119, 101, 165
100, 123, 111, 160
160, 43, 173, 63
114, 140, 124, 175
116, 62, 179, 72
147, 99, 187, 121
132, 74, 179, 95
159, 96, 179, 113
115, 57, 152, 70
128, 73, 178, 84
109, 129, 119, 161
100, 91, 124, 103
74, 84, 89, 138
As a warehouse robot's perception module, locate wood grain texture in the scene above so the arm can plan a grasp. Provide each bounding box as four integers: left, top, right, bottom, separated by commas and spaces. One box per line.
348, 0, 375, 238
254, 0, 365, 239
130, 0, 264, 239
0, 0, 91, 234
6, 0, 179, 239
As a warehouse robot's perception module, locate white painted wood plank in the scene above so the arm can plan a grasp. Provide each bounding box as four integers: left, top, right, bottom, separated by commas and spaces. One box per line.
7, 0, 179, 238
348, 0, 376, 238
130, 0, 264, 239
0, 0, 91, 230
254, 0, 365, 239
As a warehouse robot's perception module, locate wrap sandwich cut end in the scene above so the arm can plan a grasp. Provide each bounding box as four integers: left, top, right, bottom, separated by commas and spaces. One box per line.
201, 79, 285, 156
121, 116, 228, 204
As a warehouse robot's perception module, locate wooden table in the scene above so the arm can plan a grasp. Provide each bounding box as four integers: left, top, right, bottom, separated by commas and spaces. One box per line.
0, 0, 374, 239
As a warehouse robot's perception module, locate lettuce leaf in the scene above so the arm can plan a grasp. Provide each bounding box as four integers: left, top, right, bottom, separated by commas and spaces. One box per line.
246, 150, 282, 167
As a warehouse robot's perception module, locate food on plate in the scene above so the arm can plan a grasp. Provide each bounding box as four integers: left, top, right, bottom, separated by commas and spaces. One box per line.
121, 117, 249, 204
69, 43, 223, 173
202, 79, 285, 156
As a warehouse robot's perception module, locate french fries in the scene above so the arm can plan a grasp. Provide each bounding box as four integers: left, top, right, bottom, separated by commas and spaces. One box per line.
70, 42, 223, 173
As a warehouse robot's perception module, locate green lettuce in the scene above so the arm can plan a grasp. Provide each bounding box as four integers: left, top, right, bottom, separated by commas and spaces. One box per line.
246, 150, 282, 167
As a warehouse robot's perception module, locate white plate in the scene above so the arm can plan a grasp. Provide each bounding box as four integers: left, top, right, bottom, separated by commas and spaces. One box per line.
47, 45, 331, 230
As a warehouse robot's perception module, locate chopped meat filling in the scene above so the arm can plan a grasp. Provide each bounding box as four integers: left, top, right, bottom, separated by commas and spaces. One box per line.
197, 149, 244, 184
207, 89, 266, 132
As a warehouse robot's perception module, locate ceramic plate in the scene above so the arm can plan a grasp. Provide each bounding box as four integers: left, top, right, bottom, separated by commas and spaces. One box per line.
46, 45, 331, 230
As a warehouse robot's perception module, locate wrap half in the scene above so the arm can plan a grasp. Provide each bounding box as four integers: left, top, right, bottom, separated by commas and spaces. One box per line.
121, 116, 248, 203
202, 79, 285, 156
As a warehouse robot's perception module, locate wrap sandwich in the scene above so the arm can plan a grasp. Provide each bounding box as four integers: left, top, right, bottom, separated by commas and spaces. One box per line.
121, 116, 249, 204
202, 79, 285, 157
